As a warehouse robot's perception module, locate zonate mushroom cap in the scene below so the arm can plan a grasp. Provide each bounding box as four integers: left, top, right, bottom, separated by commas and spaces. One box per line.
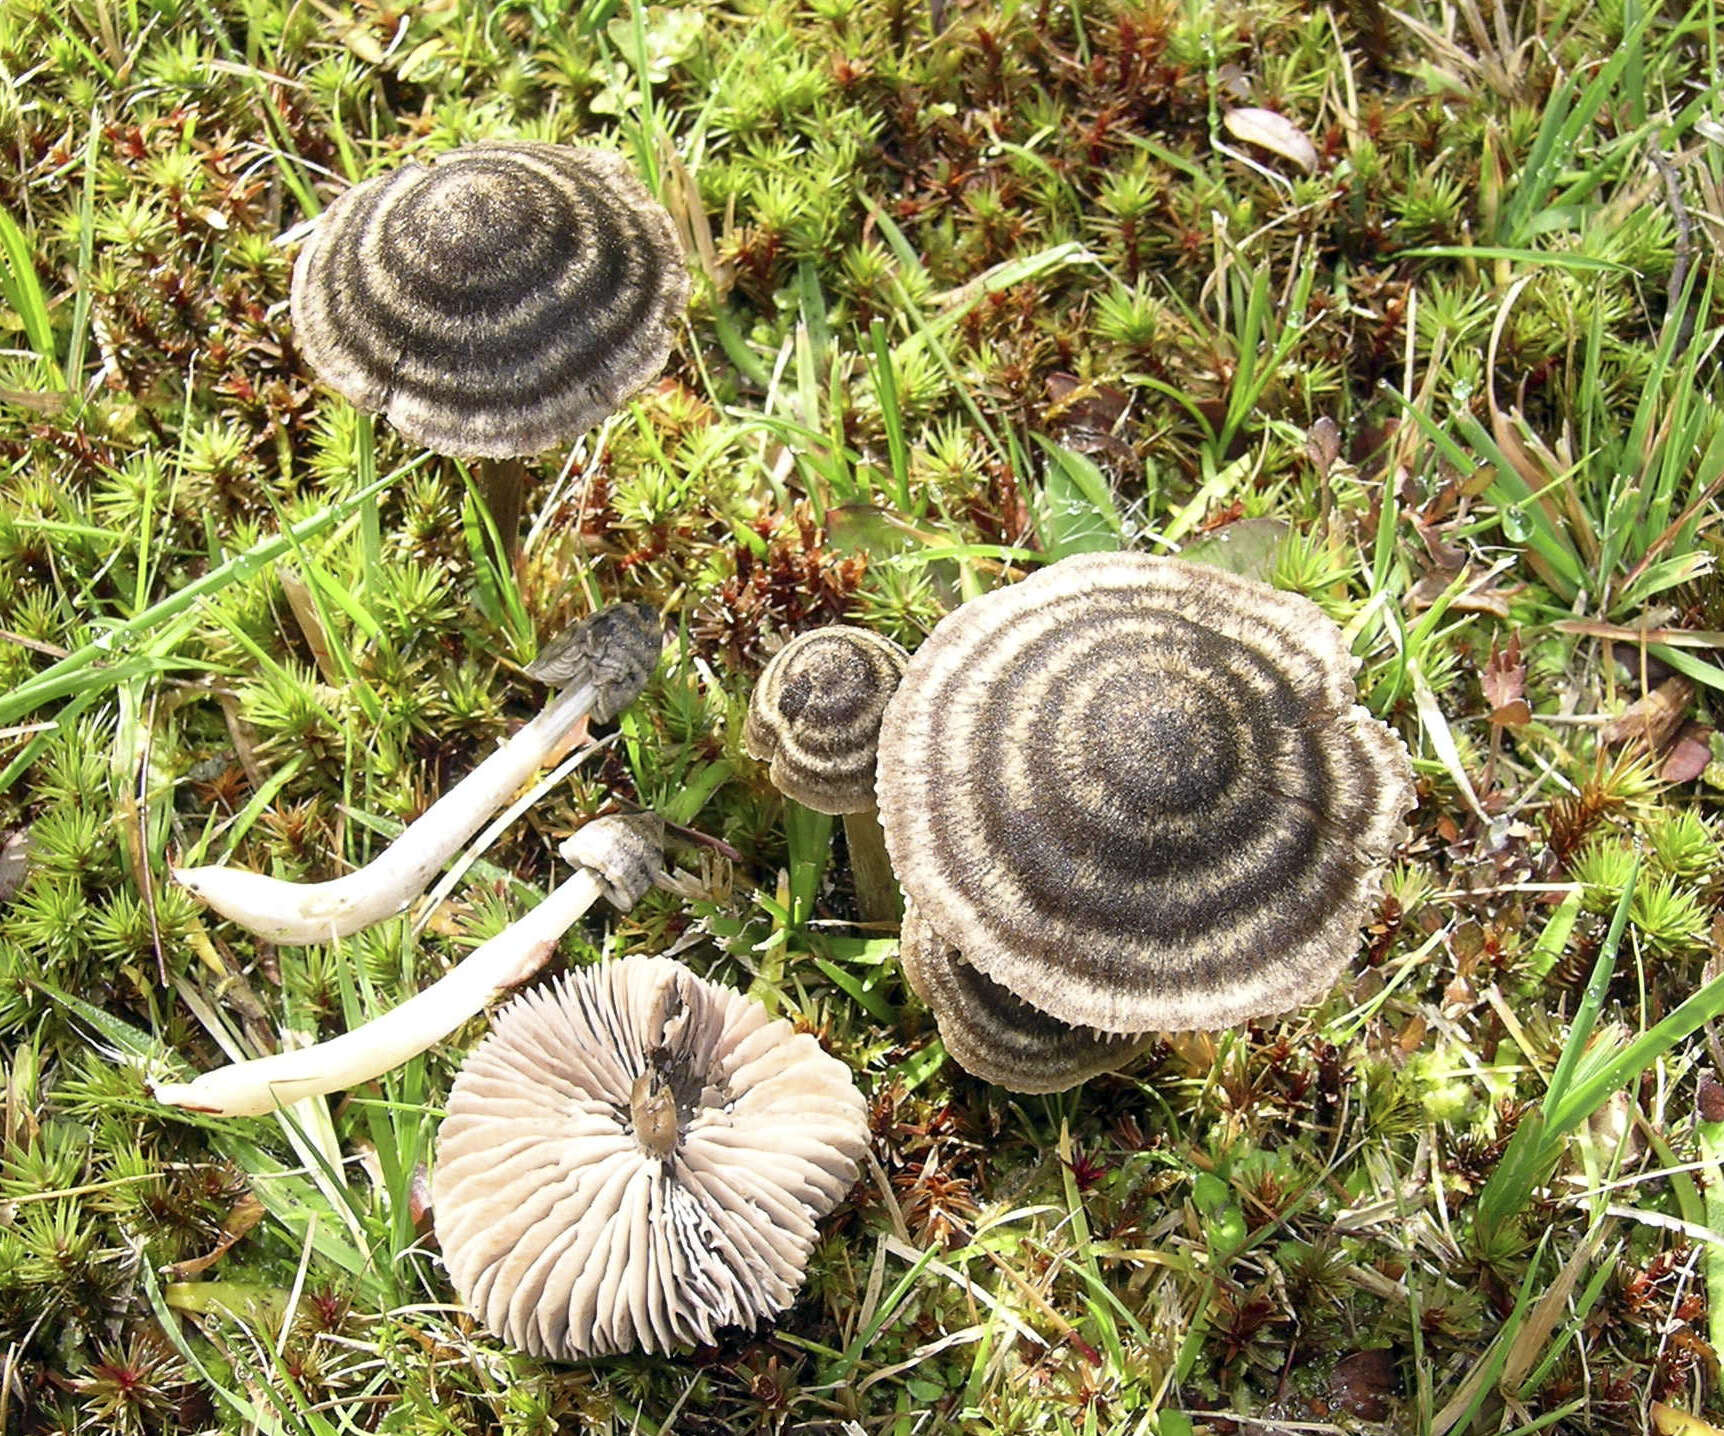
291, 142, 690, 459
901, 902, 1153, 1093
432, 955, 868, 1359
877, 551, 1416, 1035
744, 627, 909, 814
526, 603, 663, 720
559, 812, 664, 910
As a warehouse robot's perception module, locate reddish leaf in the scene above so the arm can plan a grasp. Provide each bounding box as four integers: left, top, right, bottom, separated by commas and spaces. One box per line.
1482, 636, 1529, 727
1329, 1347, 1396, 1420
1662, 723, 1713, 784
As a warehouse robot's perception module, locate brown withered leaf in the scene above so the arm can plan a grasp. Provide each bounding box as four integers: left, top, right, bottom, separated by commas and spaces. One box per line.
1044, 372, 1129, 431
167, 1191, 265, 1280
1406, 567, 1522, 618
1329, 1347, 1396, 1420
1697, 1075, 1724, 1125
1602, 675, 1694, 751
1305, 416, 1342, 478
1223, 106, 1318, 172
1410, 511, 1467, 574
1482, 636, 1530, 728
0, 828, 30, 904
1663, 723, 1713, 784
1043, 373, 1136, 465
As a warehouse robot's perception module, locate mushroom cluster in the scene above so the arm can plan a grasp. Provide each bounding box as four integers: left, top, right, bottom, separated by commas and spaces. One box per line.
876, 551, 1415, 1089
433, 953, 868, 1359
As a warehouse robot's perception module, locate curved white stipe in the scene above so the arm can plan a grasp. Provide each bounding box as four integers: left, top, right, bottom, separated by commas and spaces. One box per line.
153, 867, 607, 1117
173, 679, 599, 945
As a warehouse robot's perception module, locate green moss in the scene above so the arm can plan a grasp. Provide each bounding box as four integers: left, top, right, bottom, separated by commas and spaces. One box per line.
2, 0, 1722, 1429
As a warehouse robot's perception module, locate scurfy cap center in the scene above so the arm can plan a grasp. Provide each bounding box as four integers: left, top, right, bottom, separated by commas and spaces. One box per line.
418, 171, 544, 266
1069, 671, 1238, 817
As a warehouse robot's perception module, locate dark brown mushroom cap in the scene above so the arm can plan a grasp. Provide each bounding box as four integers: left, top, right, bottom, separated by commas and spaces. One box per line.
431, 955, 867, 1359
876, 551, 1415, 1035
290, 142, 689, 459
901, 902, 1152, 1093
743, 627, 909, 814
559, 812, 664, 910
526, 602, 663, 720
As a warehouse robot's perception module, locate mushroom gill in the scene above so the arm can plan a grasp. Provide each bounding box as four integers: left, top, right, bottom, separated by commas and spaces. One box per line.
432, 955, 868, 1359
877, 550, 1416, 1038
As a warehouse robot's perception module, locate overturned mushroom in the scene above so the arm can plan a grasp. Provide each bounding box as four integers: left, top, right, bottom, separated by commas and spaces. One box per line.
291, 140, 689, 551
174, 604, 661, 945
877, 551, 1415, 1042
744, 627, 908, 924
153, 812, 664, 1117
901, 902, 1153, 1093
432, 953, 868, 1359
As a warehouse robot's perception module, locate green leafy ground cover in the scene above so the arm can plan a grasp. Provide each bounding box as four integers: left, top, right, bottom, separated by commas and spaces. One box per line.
1, 0, 1723, 1430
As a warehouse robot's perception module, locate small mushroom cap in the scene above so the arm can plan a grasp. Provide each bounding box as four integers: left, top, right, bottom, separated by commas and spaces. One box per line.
432, 955, 867, 1360
877, 551, 1415, 1034
290, 142, 690, 459
901, 902, 1152, 1093
558, 812, 664, 911
744, 627, 909, 814
526, 602, 663, 720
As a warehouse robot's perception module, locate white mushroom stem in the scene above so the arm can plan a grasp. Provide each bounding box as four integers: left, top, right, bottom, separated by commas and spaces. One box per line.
152, 866, 607, 1117
173, 678, 600, 945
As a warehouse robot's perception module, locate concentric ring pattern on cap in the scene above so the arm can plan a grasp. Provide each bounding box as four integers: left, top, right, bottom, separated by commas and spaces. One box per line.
744, 627, 909, 815
901, 901, 1153, 1093
291, 142, 690, 458
876, 551, 1415, 1035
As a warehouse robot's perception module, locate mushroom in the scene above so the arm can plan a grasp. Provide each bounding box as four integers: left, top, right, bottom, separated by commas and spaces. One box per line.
900, 901, 1153, 1093
174, 604, 661, 945
743, 627, 908, 924
876, 551, 1415, 1044
431, 952, 868, 1359
290, 141, 689, 554
153, 812, 665, 1117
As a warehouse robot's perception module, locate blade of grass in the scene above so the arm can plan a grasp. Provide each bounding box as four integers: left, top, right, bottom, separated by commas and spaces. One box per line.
0, 202, 64, 388
1056, 1120, 1125, 1373
0, 470, 396, 731
63, 108, 101, 395
1543, 858, 1640, 1115
1394, 245, 1631, 273
867, 317, 913, 515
